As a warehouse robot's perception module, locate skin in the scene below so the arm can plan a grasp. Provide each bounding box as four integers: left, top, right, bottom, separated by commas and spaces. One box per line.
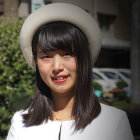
37, 47, 77, 120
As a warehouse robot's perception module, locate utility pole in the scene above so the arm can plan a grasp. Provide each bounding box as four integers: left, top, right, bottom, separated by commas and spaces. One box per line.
131, 0, 140, 104
4, 0, 18, 17
18, 0, 30, 17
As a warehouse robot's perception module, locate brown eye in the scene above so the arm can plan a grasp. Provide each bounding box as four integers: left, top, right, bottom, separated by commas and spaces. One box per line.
41, 55, 51, 60
63, 52, 73, 57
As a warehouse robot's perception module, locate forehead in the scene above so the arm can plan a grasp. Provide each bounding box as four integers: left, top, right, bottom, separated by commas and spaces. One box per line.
37, 45, 74, 54
36, 41, 75, 53
33, 22, 80, 55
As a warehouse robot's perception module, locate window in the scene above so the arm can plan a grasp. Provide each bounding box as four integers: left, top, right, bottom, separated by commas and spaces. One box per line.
0, 0, 4, 14
44, 0, 52, 5
120, 72, 131, 79
98, 13, 116, 31
101, 71, 121, 80
92, 73, 103, 80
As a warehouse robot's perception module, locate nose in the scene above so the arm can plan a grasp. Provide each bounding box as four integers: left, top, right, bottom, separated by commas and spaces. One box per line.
52, 55, 64, 74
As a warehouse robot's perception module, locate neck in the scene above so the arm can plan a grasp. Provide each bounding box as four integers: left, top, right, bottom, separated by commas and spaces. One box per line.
51, 93, 75, 121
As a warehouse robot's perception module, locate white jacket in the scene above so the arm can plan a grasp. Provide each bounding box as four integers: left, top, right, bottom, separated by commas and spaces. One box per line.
7, 103, 134, 140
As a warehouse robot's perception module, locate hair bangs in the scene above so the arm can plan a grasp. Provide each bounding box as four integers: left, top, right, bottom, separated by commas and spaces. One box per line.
38, 22, 74, 53
28, 21, 101, 131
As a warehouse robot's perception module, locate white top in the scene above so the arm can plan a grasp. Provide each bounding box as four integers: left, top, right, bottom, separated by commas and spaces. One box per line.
6, 103, 134, 140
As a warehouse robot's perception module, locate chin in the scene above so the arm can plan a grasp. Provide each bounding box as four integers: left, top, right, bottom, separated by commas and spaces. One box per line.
51, 87, 74, 96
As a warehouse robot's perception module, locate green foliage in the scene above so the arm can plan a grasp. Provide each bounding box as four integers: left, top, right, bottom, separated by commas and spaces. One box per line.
113, 80, 129, 101
93, 81, 102, 90
0, 17, 35, 139
116, 80, 128, 89
112, 100, 132, 109
113, 91, 128, 101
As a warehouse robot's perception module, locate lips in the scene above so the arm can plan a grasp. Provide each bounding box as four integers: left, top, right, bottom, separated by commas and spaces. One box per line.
52, 75, 69, 83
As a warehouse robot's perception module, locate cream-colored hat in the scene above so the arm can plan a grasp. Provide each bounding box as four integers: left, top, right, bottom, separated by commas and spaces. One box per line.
20, 3, 101, 70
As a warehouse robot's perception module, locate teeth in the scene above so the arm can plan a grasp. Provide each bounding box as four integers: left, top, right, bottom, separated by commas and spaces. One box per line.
56, 77, 64, 80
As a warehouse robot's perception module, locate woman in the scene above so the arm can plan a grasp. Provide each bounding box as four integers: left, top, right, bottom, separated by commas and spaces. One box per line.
7, 3, 134, 140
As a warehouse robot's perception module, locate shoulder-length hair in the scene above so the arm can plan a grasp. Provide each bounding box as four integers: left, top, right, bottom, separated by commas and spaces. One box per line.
22, 21, 101, 131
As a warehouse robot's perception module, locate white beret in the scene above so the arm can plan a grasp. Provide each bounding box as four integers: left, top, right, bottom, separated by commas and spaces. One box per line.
20, 3, 101, 70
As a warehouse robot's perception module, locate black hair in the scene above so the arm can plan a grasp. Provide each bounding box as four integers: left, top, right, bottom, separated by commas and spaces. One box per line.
23, 21, 101, 131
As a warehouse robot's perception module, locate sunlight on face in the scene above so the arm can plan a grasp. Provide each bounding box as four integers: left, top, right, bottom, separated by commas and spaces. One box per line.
37, 48, 77, 97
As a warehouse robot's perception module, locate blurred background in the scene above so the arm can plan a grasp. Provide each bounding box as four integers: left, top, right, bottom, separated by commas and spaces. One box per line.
0, 0, 140, 139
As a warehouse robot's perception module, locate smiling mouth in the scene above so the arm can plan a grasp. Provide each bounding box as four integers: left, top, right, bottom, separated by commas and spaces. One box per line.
52, 75, 69, 83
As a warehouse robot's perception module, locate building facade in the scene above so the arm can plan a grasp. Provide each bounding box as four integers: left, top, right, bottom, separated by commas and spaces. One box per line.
1, 0, 131, 68
2, 0, 140, 104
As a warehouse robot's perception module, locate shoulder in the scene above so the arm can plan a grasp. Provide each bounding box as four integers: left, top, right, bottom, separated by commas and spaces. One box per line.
97, 103, 129, 125
100, 103, 125, 117
6, 110, 27, 140
9, 109, 28, 131
11, 110, 27, 126
87, 103, 134, 140
12, 110, 25, 120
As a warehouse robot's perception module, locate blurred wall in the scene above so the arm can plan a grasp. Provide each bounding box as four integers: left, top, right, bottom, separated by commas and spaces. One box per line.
4, 0, 19, 17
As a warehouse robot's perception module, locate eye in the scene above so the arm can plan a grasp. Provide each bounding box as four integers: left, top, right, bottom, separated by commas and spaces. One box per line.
41, 55, 51, 60
63, 52, 73, 57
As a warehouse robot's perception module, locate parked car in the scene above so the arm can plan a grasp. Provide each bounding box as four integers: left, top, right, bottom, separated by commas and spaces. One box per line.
99, 68, 131, 94
116, 68, 131, 84
92, 68, 117, 93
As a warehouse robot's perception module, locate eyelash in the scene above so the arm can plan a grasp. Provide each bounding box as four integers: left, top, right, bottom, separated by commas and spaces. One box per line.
63, 52, 73, 56
41, 55, 50, 59
40, 52, 74, 60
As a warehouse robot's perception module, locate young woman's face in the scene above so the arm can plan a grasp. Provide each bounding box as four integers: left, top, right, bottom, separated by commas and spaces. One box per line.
37, 47, 77, 97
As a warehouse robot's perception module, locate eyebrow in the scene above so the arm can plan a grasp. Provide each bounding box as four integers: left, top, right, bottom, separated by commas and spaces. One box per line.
38, 49, 48, 54
39, 51, 44, 54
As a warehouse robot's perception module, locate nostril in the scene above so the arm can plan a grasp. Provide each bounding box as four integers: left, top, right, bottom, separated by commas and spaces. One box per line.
52, 55, 64, 74
53, 63, 64, 73
52, 70, 60, 75
52, 68, 63, 75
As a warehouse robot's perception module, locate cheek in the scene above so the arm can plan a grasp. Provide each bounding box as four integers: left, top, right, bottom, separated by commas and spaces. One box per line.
37, 62, 51, 82
37, 59, 50, 72
65, 59, 77, 73
71, 58, 77, 71
38, 67, 51, 87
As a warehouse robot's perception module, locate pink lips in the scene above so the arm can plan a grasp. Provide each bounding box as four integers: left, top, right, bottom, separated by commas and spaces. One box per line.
52, 75, 68, 83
